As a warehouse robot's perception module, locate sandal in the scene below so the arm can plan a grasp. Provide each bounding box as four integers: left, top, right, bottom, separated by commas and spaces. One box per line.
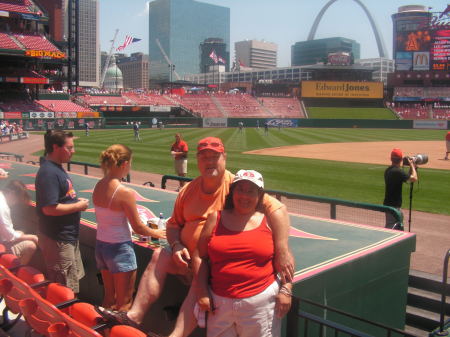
94, 306, 142, 330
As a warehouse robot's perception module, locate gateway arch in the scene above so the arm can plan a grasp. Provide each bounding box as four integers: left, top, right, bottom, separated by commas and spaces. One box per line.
307, 0, 388, 58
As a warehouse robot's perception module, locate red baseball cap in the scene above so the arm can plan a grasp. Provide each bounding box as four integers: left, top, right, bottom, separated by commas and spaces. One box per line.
197, 137, 225, 153
391, 148, 403, 159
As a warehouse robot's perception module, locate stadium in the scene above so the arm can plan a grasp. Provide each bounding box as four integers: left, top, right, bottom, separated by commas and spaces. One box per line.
0, 1, 449, 337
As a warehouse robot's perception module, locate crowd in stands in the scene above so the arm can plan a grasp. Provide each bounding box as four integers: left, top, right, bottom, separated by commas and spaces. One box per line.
1, 120, 23, 135
394, 87, 450, 98
391, 103, 450, 120
35, 99, 93, 113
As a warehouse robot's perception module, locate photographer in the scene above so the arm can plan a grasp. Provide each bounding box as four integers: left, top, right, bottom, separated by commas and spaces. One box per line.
383, 148, 417, 229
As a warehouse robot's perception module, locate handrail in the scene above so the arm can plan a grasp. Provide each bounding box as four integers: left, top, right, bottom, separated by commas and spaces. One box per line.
160, 175, 403, 228
287, 296, 419, 337
67, 161, 130, 182
438, 249, 450, 335
0, 152, 24, 162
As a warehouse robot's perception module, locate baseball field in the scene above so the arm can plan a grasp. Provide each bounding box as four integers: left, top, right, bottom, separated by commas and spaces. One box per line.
33, 127, 450, 215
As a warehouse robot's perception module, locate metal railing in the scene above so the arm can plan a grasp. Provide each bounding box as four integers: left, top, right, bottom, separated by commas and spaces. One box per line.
437, 249, 450, 336
67, 161, 130, 182
160, 175, 403, 228
0, 152, 24, 162
286, 297, 418, 337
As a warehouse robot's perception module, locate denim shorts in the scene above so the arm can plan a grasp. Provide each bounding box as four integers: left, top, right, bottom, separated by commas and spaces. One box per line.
95, 240, 137, 273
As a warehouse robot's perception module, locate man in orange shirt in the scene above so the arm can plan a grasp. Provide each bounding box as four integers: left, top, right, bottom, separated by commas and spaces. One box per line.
170, 133, 188, 188
99, 137, 294, 337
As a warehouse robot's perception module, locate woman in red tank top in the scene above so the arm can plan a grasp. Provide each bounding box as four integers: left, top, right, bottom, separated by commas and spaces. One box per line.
195, 170, 292, 337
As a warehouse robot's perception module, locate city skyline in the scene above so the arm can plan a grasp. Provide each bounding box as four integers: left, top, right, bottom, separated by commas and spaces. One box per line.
100, 0, 449, 69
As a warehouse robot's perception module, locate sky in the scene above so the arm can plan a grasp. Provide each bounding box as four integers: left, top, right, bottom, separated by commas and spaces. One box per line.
99, 0, 449, 67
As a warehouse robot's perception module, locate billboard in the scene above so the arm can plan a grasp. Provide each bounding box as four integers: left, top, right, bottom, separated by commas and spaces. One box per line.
301, 81, 383, 99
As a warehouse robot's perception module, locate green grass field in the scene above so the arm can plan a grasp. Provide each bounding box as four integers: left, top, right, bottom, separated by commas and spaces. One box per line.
307, 107, 397, 119
34, 127, 449, 215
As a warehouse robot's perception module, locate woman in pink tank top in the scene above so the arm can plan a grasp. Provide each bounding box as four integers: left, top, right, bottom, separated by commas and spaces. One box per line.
93, 144, 165, 312
196, 170, 292, 337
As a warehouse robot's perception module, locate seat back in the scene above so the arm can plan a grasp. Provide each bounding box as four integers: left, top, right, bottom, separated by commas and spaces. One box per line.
68, 302, 103, 327
41, 283, 75, 314
19, 289, 67, 336
0, 253, 21, 269
0, 270, 34, 314
16, 265, 45, 285
47, 310, 103, 337
110, 325, 148, 337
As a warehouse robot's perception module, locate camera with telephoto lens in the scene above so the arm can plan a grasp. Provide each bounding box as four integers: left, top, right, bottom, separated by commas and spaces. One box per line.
402, 154, 428, 166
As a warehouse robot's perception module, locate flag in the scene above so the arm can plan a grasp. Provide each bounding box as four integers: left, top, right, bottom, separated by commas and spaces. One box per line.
209, 50, 218, 64
117, 35, 142, 51
218, 56, 226, 64
239, 59, 246, 67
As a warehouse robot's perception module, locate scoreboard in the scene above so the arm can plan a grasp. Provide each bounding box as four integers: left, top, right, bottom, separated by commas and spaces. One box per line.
431, 30, 450, 71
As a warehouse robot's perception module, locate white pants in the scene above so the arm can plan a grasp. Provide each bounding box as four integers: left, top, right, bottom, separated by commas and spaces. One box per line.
207, 280, 281, 337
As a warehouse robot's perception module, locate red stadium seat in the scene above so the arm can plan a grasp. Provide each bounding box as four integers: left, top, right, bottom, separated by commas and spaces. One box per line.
0, 253, 21, 269
68, 302, 103, 327
15, 265, 45, 285
110, 325, 148, 337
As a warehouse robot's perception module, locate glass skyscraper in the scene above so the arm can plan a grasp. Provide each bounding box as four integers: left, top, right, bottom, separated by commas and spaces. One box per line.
149, 0, 230, 81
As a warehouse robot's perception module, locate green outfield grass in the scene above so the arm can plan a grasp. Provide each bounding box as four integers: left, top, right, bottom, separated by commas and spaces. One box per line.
307, 107, 397, 119
33, 128, 449, 215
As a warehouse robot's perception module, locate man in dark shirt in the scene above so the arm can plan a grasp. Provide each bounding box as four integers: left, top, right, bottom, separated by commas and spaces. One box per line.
383, 148, 417, 229
35, 130, 89, 293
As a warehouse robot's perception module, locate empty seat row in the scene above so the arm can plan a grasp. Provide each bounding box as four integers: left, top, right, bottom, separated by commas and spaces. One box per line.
0, 245, 148, 337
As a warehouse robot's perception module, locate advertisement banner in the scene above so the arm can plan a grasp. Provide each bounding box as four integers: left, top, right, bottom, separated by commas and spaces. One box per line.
266, 119, 298, 128
413, 120, 448, 129
413, 52, 430, 70
150, 105, 171, 112
4, 112, 22, 119
396, 52, 413, 71
0, 112, 3, 119
30, 111, 54, 119
77, 112, 99, 118
203, 118, 227, 128
301, 81, 383, 99
21, 112, 29, 119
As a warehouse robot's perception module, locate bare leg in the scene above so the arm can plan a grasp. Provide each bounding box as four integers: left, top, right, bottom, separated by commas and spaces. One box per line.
101, 270, 116, 309
168, 283, 197, 337
114, 270, 137, 311
127, 248, 175, 324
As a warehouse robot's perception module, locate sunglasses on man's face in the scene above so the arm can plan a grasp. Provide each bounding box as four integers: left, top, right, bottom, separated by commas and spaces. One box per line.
198, 142, 222, 148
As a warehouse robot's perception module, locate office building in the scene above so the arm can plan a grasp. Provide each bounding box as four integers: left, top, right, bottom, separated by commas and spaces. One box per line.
356, 57, 394, 84
148, 0, 230, 81
200, 38, 229, 73
235, 40, 277, 69
117, 53, 149, 89
39, 0, 100, 88
291, 37, 360, 66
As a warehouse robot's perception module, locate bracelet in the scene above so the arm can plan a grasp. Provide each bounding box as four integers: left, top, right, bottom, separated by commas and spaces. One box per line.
279, 285, 292, 297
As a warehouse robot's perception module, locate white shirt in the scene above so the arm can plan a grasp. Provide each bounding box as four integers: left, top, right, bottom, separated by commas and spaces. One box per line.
0, 191, 20, 242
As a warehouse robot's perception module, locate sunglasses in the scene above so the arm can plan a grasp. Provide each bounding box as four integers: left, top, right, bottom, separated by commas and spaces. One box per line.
198, 142, 223, 148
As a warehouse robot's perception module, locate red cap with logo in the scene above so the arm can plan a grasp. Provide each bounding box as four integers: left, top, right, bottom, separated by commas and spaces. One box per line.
197, 137, 225, 153
391, 148, 403, 159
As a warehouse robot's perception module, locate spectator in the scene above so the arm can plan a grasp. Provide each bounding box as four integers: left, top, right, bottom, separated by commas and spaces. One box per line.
93, 144, 165, 311
445, 131, 450, 160
0, 180, 38, 264
35, 130, 89, 293
170, 133, 188, 189
197, 170, 292, 336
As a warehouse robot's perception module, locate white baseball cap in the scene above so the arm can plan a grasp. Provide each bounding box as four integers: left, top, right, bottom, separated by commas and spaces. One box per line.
232, 169, 264, 189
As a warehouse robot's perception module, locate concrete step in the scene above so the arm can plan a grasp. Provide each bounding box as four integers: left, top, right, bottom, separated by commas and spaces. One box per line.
408, 287, 450, 314
409, 270, 450, 295
406, 306, 441, 332
404, 324, 431, 337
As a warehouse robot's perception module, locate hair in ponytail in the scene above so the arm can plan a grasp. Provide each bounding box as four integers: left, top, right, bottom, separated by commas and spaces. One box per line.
100, 144, 132, 174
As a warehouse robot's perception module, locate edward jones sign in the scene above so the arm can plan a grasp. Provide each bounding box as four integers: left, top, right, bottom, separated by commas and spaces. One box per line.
302, 81, 383, 99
